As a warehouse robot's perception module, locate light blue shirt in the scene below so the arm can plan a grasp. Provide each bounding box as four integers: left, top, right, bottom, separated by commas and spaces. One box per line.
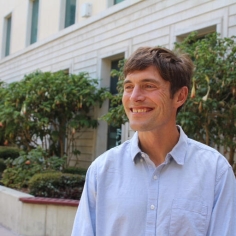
72, 126, 236, 236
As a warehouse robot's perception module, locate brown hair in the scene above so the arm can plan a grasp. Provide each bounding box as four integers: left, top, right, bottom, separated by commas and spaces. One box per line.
124, 47, 194, 112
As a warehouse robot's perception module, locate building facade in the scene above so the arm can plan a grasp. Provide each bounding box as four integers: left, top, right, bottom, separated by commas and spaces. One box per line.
0, 0, 236, 167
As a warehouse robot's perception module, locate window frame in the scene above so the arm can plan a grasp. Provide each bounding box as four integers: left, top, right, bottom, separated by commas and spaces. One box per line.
30, 0, 39, 44
26, 0, 40, 46
114, 0, 125, 5
64, 0, 77, 28
94, 51, 125, 157
107, 59, 123, 150
2, 13, 12, 58
59, 0, 77, 29
170, 18, 223, 49
107, 0, 125, 7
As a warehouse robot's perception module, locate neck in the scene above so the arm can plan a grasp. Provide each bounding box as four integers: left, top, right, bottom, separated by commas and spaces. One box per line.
138, 125, 180, 166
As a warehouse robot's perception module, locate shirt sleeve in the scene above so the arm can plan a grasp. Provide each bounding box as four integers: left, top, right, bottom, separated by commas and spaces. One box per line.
207, 166, 236, 236
71, 164, 97, 236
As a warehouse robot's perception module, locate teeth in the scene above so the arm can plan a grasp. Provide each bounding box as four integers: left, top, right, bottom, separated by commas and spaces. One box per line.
132, 108, 147, 113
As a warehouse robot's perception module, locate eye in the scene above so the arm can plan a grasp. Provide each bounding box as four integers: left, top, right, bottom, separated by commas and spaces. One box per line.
145, 84, 155, 89
124, 84, 133, 90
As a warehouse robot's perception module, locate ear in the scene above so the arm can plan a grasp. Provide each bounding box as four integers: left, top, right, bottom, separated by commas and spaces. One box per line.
174, 86, 188, 109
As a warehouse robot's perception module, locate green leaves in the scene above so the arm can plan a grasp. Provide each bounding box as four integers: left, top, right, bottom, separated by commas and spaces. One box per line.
1, 147, 67, 189
100, 59, 128, 127
0, 70, 107, 163
28, 172, 85, 200
175, 32, 236, 170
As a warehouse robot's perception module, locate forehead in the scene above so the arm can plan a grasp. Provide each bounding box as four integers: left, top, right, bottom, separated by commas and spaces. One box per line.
124, 66, 164, 83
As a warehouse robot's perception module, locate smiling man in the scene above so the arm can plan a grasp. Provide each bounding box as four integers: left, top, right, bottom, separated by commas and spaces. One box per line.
71, 47, 236, 236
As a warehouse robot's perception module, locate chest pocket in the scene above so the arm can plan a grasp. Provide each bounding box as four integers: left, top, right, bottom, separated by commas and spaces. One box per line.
169, 198, 208, 236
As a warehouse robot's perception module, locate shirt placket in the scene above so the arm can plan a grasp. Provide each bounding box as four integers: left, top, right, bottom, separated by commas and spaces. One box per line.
141, 153, 160, 236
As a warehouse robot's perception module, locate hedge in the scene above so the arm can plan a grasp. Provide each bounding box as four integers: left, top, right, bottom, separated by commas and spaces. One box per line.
63, 167, 87, 175
0, 147, 20, 160
0, 158, 6, 173
28, 172, 85, 200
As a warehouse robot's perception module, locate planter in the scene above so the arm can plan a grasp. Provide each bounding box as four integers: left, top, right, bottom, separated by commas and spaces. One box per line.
0, 186, 79, 236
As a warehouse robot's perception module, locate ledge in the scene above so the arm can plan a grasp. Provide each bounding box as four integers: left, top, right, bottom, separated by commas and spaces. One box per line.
19, 197, 79, 207
0, 186, 78, 235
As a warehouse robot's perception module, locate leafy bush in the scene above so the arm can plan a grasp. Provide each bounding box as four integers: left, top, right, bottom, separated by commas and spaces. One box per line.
28, 172, 85, 200
0, 71, 107, 167
1, 147, 66, 189
0, 158, 6, 173
175, 32, 236, 170
0, 147, 20, 160
63, 167, 87, 175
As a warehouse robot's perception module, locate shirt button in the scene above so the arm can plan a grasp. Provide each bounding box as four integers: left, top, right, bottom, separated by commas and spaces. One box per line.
153, 175, 157, 180
140, 158, 143, 163
150, 205, 155, 210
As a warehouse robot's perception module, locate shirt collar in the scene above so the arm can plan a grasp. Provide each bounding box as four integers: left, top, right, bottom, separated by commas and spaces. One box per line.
169, 125, 188, 165
130, 132, 142, 162
130, 126, 189, 165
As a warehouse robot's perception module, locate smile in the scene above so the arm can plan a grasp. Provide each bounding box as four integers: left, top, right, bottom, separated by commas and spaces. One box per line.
131, 108, 153, 113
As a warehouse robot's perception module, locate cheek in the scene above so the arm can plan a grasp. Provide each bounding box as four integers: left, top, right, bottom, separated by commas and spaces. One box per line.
122, 93, 129, 106
158, 90, 171, 104
151, 93, 171, 112
150, 91, 164, 104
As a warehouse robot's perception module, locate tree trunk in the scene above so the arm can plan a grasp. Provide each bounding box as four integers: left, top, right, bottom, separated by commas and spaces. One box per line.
204, 124, 209, 146
58, 120, 66, 157
228, 146, 235, 167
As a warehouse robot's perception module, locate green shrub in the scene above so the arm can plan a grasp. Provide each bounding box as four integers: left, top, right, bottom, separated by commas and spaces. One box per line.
63, 167, 87, 175
29, 172, 85, 200
0, 158, 6, 173
1, 147, 66, 189
0, 147, 20, 160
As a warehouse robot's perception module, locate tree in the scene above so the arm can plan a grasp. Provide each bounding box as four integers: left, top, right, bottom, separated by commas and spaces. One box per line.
0, 71, 106, 166
175, 32, 236, 172
102, 33, 236, 173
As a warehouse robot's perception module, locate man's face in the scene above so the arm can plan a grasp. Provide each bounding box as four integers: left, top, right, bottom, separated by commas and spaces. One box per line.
122, 66, 178, 132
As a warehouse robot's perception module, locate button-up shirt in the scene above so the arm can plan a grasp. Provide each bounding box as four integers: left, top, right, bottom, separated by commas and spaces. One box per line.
71, 126, 236, 236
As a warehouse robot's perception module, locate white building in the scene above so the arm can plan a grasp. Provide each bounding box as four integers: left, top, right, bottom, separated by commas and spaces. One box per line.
0, 0, 236, 167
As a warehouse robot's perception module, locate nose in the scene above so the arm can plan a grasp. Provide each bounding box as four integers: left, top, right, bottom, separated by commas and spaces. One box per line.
130, 86, 145, 102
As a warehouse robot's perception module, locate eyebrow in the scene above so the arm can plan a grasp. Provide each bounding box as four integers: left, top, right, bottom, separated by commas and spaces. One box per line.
123, 78, 161, 85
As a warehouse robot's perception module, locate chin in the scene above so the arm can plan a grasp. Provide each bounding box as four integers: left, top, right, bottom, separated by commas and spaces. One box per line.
129, 122, 151, 132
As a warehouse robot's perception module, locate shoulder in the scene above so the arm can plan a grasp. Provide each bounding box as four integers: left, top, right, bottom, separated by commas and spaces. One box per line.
187, 138, 226, 161
89, 139, 132, 173
187, 138, 221, 155
186, 138, 232, 181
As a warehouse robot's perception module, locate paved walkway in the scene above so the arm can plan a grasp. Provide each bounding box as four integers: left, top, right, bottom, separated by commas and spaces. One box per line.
0, 224, 18, 236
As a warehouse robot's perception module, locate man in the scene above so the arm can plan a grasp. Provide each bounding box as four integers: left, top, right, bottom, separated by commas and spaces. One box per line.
72, 47, 236, 236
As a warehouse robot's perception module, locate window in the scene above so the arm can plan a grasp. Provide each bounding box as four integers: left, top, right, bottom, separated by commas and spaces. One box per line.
30, 0, 39, 44
177, 27, 216, 43
65, 0, 76, 28
4, 15, 12, 57
114, 0, 124, 4
108, 0, 124, 7
107, 59, 122, 150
